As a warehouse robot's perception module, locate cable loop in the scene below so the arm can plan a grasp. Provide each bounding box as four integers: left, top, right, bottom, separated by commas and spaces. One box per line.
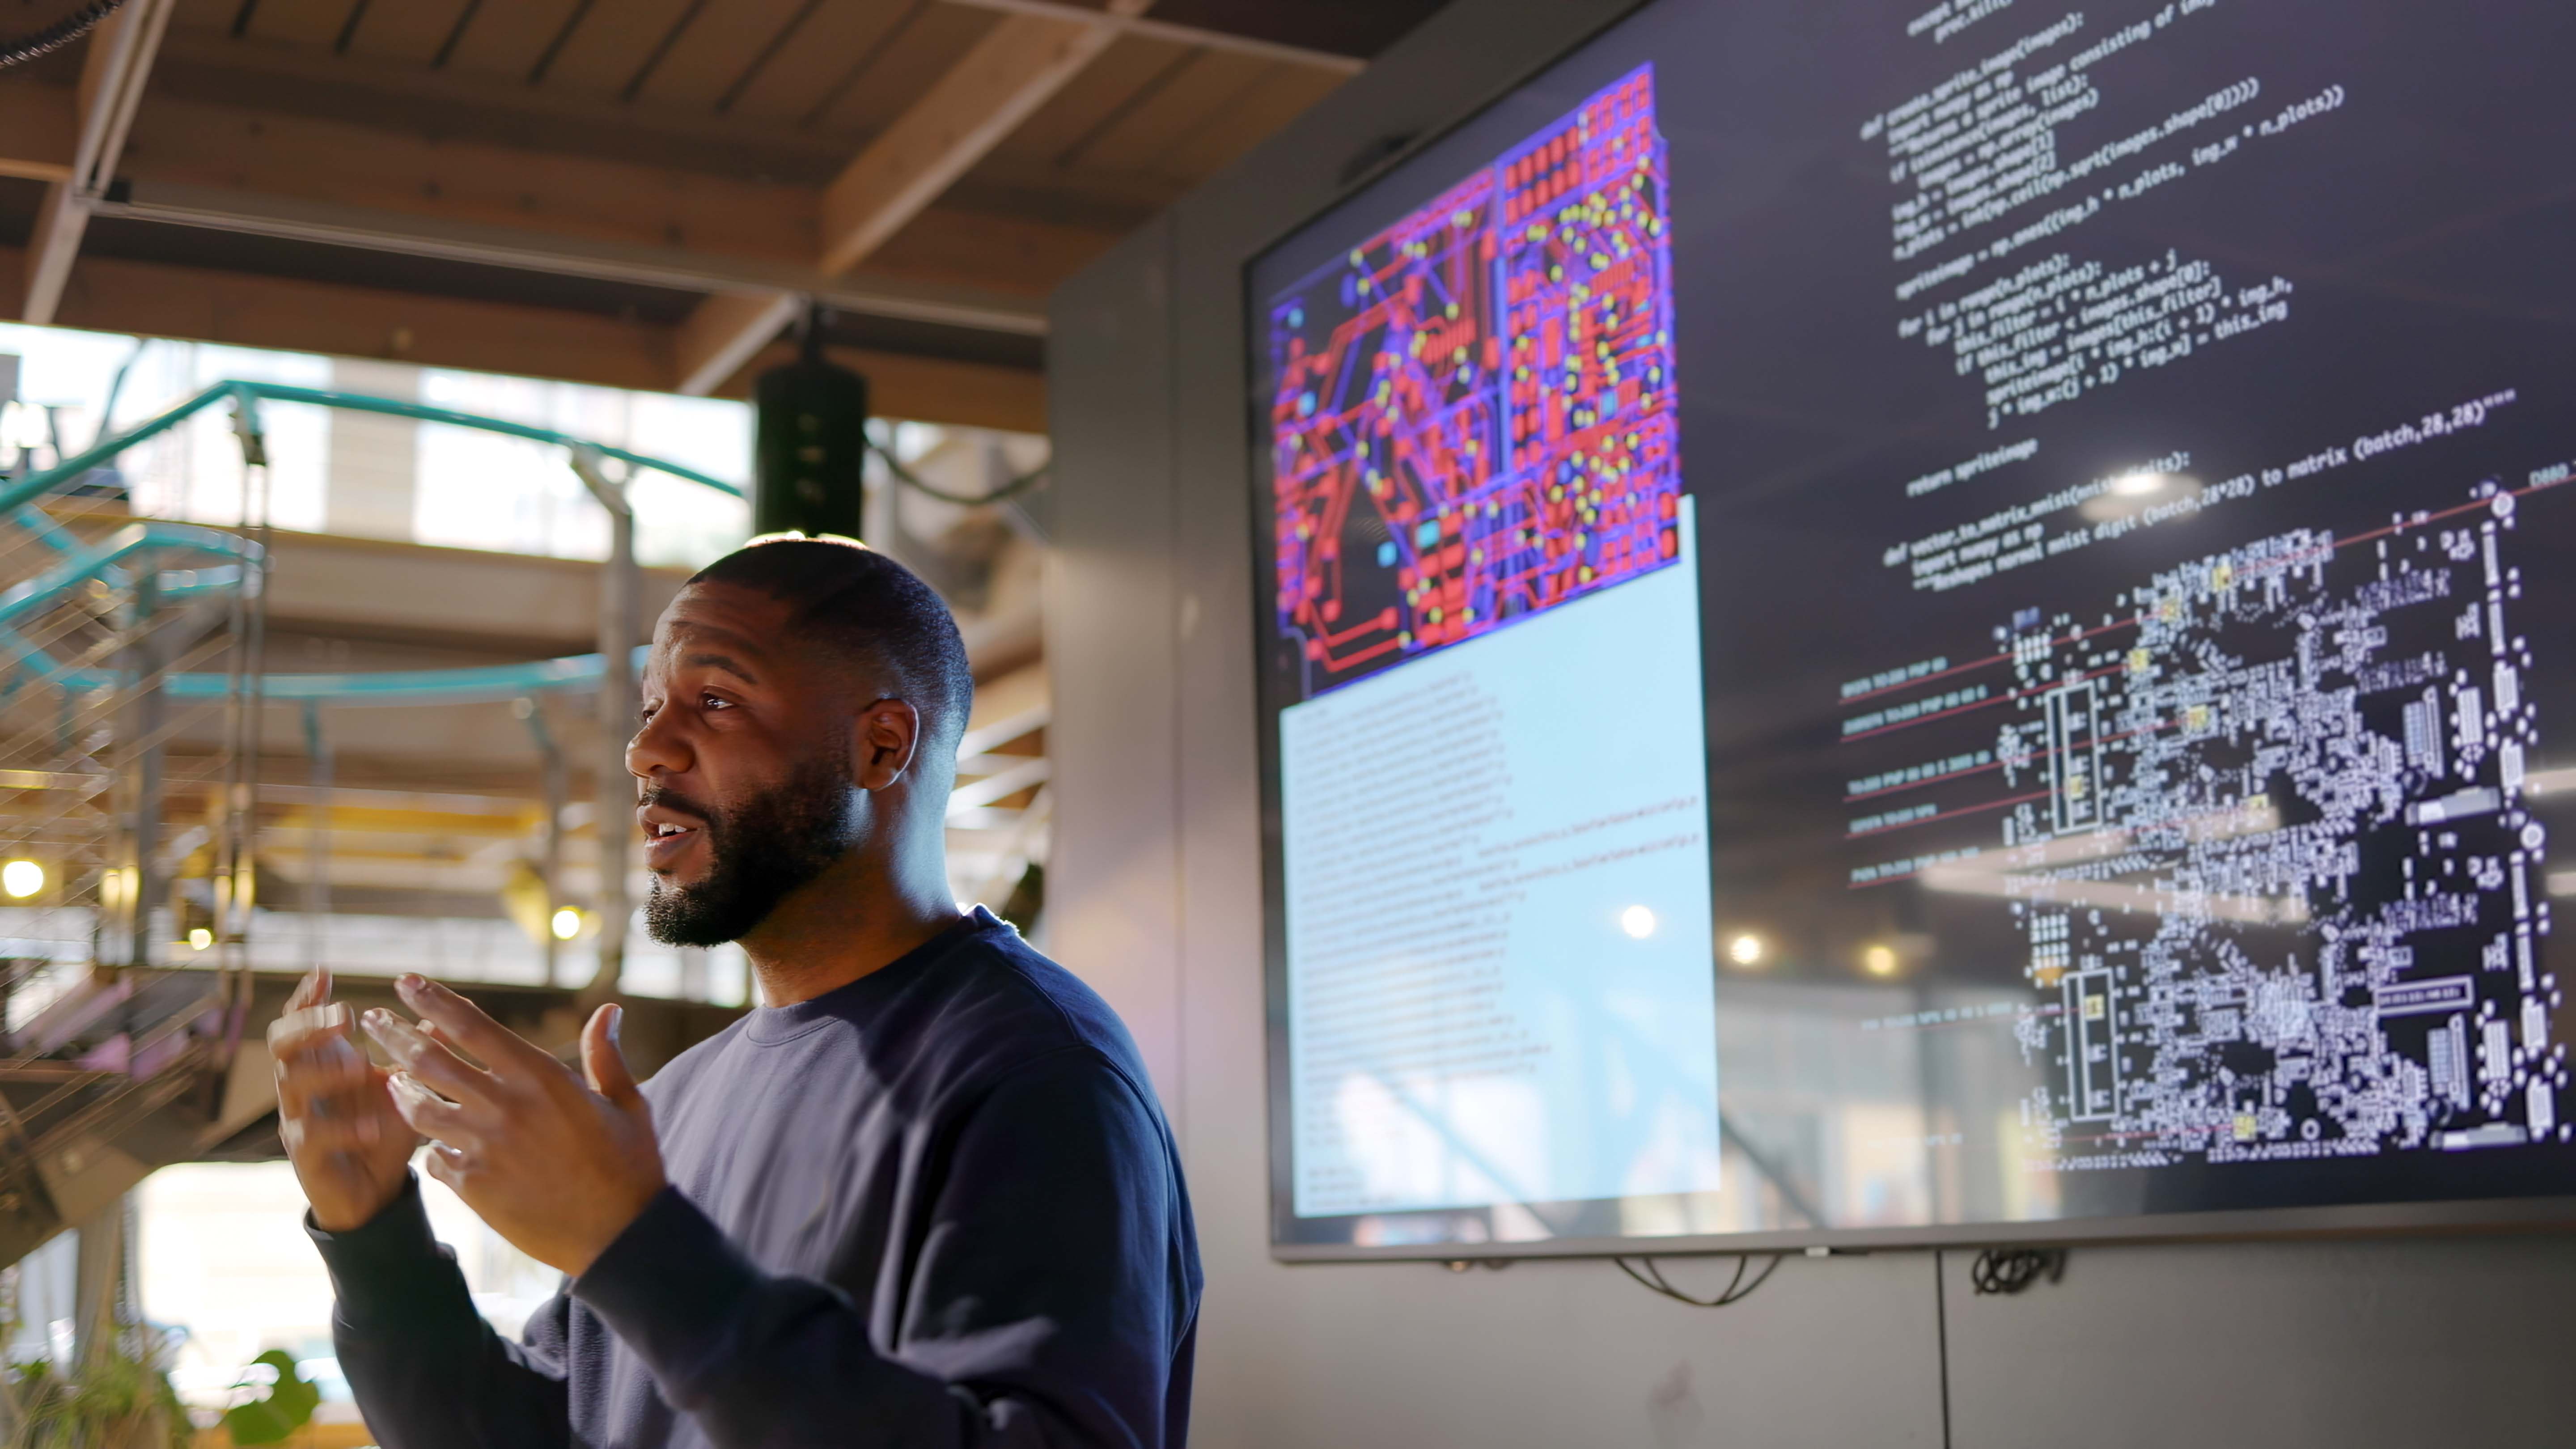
1, 0, 127, 70
1967, 1247, 2067, 1295
1612, 1253, 1784, 1308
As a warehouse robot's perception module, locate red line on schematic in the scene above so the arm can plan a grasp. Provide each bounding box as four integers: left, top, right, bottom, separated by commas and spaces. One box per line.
1840, 660, 2127, 744
1837, 462, 2576, 719
1839, 613, 2145, 706
1843, 714, 2183, 803
1846, 788, 2054, 840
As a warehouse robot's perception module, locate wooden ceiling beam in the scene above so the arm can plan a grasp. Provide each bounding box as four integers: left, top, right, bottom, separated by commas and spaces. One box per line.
4, 242, 674, 390
118, 92, 826, 270
674, 292, 806, 398
93, 180, 1052, 338
816, 4, 1151, 278
672, 0, 1152, 396
100, 94, 1068, 334
0, 245, 1045, 433
754, 341, 1046, 435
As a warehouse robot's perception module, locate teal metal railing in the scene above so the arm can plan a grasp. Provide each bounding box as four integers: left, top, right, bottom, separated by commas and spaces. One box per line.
0, 379, 738, 706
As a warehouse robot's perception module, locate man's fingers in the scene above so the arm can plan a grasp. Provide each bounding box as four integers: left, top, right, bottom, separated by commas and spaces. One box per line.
271, 1057, 373, 1124
581, 1004, 643, 1106
394, 976, 546, 1077
420, 1139, 470, 1194
268, 1002, 354, 1056
387, 1071, 475, 1145
285, 1110, 386, 1152
284, 968, 331, 1015
273, 1028, 368, 1083
362, 1009, 498, 1108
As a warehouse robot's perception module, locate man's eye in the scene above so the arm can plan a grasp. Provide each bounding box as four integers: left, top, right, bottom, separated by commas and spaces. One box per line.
702, 693, 733, 711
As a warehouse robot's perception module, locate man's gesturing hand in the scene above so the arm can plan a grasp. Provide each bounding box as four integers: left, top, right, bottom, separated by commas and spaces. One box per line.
272, 969, 418, 1232
362, 974, 667, 1277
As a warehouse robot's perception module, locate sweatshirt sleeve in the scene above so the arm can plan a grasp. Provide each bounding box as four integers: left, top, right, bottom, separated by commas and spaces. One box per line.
307, 1174, 574, 1449
572, 1045, 1194, 1449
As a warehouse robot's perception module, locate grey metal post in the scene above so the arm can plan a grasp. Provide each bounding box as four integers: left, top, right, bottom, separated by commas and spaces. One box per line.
514, 697, 566, 988
572, 449, 637, 999
301, 703, 330, 973
125, 574, 163, 972
69, 1197, 123, 1368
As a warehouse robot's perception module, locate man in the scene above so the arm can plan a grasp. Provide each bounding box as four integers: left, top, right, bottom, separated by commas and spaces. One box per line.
269, 538, 1200, 1448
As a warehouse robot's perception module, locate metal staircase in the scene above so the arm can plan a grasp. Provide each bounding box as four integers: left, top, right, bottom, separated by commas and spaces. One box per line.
0, 380, 753, 1271
0, 476, 272, 1266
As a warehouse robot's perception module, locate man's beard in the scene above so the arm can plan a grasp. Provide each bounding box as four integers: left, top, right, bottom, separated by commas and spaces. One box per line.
641, 752, 856, 947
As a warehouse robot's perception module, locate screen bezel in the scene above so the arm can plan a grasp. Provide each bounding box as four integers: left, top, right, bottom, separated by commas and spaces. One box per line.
1237, 0, 2576, 1263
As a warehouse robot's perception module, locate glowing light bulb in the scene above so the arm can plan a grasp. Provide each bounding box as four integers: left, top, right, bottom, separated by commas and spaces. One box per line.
1863, 944, 1900, 978
1727, 933, 1766, 968
1620, 905, 1657, 939
0, 860, 42, 899
551, 907, 584, 941
186, 927, 212, 951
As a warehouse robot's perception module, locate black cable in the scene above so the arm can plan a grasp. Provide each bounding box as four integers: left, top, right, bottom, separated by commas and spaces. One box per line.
1934, 1251, 1952, 1449
1612, 1253, 1783, 1308
867, 429, 1049, 507
0, 0, 127, 69
1966, 1246, 2066, 1295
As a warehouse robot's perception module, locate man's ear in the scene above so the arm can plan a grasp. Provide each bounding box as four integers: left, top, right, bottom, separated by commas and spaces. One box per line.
853, 698, 922, 791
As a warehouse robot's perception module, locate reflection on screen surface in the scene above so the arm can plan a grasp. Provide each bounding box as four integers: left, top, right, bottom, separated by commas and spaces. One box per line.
1249, 0, 2576, 1253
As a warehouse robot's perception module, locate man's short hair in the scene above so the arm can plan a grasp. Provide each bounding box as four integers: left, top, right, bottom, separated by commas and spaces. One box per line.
689, 538, 974, 760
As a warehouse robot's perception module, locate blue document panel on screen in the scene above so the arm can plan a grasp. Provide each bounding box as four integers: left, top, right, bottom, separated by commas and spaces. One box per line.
1267, 66, 1718, 1220
1279, 514, 1718, 1218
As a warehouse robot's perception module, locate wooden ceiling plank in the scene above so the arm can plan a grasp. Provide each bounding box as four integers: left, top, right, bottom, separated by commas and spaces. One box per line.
673, 0, 1140, 394
245, 0, 360, 49
720, 0, 922, 130
1065, 42, 1265, 176
344, 0, 479, 66
983, 30, 1188, 169
0, 83, 78, 183
1041, 42, 1191, 169
536, 0, 699, 99
806, 2, 991, 138
816, 7, 1141, 275
1155, 59, 1344, 182
939, 0, 1367, 73
439, 0, 586, 82
154, 27, 852, 179
631, 0, 817, 112
170, 0, 237, 32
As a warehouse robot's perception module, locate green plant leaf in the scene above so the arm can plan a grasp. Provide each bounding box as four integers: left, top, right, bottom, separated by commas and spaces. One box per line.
221, 1350, 318, 1446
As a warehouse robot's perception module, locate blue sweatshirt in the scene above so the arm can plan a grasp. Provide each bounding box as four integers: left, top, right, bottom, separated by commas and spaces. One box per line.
308, 908, 1201, 1449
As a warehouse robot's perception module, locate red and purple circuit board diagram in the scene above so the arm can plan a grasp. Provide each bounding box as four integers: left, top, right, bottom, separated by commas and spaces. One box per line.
1265, 64, 1681, 700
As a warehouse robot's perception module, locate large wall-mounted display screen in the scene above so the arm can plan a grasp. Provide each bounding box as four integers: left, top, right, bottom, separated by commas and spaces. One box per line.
1247, 0, 2576, 1255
